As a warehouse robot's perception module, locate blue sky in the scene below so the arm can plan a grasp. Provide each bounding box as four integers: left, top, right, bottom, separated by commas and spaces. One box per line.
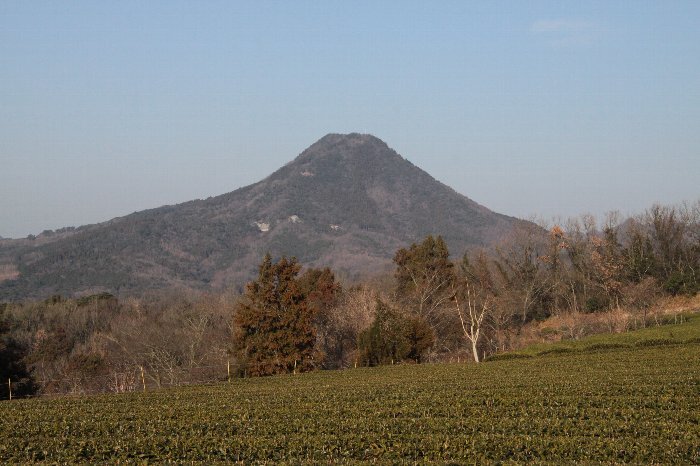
1, 1, 699, 237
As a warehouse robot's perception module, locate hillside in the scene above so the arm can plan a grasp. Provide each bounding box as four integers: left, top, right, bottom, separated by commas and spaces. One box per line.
488, 310, 700, 360
0, 134, 522, 300
2, 337, 698, 462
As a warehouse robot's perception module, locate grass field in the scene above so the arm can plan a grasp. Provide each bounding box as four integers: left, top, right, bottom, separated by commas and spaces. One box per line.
490, 311, 700, 360
1, 321, 699, 463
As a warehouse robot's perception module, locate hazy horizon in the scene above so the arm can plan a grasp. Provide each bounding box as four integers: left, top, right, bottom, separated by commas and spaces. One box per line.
2, 2, 699, 238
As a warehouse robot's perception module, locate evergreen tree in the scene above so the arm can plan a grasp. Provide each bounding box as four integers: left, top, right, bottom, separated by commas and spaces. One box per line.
357, 298, 434, 366
297, 267, 342, 366
393, 235, 454, 331
0, 305, 35, 398
233, 255, 318, 376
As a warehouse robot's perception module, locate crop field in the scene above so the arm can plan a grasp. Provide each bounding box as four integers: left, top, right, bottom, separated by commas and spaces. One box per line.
1, 337, 699, 463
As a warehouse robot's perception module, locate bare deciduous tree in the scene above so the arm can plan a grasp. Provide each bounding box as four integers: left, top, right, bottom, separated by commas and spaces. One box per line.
452, 252, 495, 363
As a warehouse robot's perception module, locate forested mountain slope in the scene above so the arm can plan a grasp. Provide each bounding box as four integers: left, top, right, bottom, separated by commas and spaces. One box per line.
0, 134, 522, 299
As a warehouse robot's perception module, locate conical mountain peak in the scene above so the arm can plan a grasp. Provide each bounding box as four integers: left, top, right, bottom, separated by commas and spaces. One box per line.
0, 134, 521, 299
314, 132, 387, 148
293, 133, 399, 166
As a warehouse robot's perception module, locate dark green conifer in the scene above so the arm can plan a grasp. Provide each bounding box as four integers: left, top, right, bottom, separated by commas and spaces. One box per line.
234, 254, 318, 376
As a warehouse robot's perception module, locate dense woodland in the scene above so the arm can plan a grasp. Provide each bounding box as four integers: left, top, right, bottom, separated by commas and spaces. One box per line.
1, 201, 698, 398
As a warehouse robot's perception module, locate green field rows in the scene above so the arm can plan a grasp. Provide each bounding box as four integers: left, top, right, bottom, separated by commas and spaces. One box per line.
1, 342, 699, 463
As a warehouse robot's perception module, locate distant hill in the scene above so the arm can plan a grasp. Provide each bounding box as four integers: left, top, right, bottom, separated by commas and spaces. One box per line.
0, 133, 524, 300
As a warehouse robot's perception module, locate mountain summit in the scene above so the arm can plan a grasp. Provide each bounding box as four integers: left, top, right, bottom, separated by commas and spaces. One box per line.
0, 134, 521, 299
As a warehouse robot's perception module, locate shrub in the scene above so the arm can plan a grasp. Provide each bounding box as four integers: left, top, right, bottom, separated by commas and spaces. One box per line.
633, 338, 678, 347
483, 353, 533, 362
585, 296, 607, 313
537, 347, 576, 356
583, 342, 631, 352
357, 299, 434, 366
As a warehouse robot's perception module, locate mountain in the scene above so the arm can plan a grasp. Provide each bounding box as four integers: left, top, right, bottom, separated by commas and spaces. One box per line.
0, 133, 523, 300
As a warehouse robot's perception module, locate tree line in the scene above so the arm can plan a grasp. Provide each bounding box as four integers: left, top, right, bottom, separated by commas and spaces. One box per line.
1, 201, 698, 397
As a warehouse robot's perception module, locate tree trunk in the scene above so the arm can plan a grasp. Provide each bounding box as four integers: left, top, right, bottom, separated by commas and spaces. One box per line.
471, 335, 480, 363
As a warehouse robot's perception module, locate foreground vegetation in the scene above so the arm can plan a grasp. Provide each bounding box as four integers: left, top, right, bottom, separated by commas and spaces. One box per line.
1, 328, 698, 463
1, 200, 698, 397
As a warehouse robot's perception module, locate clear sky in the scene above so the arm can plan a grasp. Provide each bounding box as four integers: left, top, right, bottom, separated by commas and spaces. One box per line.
1, 1, 699, 238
